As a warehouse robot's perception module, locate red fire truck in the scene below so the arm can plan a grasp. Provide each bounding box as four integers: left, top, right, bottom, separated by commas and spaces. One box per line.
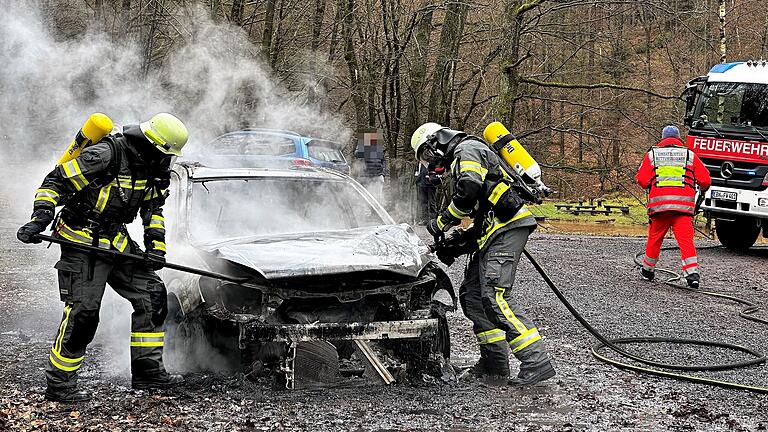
683, 60, 768, 250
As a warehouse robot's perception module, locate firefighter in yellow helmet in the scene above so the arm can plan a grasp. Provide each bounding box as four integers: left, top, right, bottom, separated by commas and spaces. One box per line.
17, 113, 188, 402
410, 122, 555, 386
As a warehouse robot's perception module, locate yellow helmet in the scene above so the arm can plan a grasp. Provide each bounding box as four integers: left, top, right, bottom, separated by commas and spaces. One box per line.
140, 113, 188, 156
410, 122, 444, 159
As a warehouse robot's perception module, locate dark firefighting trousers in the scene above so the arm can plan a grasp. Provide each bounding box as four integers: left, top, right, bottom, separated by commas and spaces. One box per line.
459, 226, 549, 376
45, 244, 168, 390
642, 212, 698, 276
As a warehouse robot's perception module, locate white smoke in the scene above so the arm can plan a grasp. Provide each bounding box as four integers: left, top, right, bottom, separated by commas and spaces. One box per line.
0, 1, 350, 378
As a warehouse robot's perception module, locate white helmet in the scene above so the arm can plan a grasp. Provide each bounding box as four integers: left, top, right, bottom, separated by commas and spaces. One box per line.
410, 122, 444, 159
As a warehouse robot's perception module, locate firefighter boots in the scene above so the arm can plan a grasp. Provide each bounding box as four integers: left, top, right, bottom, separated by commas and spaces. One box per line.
686, 273, 700, 289
45, 387, 91, 403
132, 371, 185, 390
509, 360, 556, 386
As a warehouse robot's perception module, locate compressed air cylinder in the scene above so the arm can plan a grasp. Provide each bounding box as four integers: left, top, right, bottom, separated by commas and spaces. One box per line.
57, 113, 114, 166
483, 121, 542, 181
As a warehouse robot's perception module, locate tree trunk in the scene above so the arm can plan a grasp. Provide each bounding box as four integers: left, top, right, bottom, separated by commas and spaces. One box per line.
401, 1, 433, 152
311, 0, 326, 51
718, 0, 726, 63
270, 0, 285, 68
307, 0, 327, 105
262, 0, 277, 59
94, 0, 104, 31
498, 1, 527, 128
142, 0, 163, 76
427, 1, 468, 125
339, 0, 367, 129
120, 0, 131, 38
231, 0, 245, 26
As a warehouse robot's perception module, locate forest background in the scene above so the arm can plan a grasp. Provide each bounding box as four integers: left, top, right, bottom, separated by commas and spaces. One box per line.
20, 0, 768, 213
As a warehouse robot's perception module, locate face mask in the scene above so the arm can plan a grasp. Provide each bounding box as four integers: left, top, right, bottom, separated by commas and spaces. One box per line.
418, 144, 444, 167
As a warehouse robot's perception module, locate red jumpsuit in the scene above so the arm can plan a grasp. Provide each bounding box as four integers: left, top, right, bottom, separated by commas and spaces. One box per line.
635, 137, 711, 276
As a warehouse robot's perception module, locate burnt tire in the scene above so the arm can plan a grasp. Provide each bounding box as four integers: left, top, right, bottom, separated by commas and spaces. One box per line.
716, 217, 760, 251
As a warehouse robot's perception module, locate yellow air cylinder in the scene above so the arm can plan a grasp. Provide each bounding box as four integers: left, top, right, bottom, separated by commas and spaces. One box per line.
57, 113, 114, 166
483, 121, 541, 181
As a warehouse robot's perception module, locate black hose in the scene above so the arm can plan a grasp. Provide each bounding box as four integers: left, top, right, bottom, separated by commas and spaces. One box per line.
523, 248, 768, 394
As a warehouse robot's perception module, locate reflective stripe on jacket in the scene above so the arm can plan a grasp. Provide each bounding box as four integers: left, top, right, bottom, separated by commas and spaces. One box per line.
33, 125, 169, 253
446, 138, 536, 249
635, 137, 711, 216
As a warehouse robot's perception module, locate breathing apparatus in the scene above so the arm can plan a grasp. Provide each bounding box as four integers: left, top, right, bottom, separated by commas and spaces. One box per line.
483, 122, 553, 203
57, 113, 114, 166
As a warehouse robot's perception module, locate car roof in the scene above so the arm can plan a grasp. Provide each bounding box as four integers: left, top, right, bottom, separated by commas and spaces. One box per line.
175, 161, 349, 181
210, 129, 302, 141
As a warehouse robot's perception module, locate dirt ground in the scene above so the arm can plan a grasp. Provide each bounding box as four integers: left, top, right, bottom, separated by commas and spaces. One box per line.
1, 215, 767, 431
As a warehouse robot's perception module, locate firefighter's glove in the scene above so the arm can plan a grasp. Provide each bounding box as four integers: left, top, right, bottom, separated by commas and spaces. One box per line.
144, 251, 166, 271
435, 246, 456, 266
17, 209, 54, 244
434, 228, 477, 266
427, 211, 460, 239
426, 219, 442, 238
153, 167, 172, 190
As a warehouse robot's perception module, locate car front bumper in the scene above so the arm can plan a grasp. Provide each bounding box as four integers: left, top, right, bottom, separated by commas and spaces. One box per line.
238, 319, 439, 343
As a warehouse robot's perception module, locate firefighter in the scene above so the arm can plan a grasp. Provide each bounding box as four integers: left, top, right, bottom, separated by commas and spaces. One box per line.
16, 113, 188, 402
411, 122, 555, 386
636, 125, 711, 288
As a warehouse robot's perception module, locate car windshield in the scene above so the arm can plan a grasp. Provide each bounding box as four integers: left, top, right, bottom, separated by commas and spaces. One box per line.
189, 177, 385, 244
307, 140, 345, 162
694, 82, 768, 130
209, 134, 297, 156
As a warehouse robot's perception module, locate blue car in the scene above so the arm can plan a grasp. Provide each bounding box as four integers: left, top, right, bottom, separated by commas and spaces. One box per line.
201, 129, 350, 174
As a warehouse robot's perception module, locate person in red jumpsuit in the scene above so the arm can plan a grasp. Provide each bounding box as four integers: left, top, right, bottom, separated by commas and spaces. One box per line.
635, 125, 711, 288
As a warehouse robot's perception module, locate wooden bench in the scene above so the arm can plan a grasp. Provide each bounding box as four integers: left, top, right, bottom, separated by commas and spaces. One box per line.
570, 209, 611, 216
604, 205, 630, 215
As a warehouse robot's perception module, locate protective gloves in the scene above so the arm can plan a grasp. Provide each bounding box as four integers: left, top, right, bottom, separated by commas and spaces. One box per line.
426, 210, 461, 239
144, 251, 166, 271
433, 227, 477, 266
17, 209, 54, 244
426, 218, 442, 238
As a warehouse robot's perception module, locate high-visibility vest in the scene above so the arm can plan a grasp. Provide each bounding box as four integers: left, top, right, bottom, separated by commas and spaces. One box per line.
646, 146, 697, 215
651, 147, 695, 189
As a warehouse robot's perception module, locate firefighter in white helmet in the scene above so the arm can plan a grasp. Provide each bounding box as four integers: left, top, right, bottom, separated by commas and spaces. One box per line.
17, 113, 188, 402
410, 122, 555, 386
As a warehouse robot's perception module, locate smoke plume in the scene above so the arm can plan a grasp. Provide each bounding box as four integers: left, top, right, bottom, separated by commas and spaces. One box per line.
0, 0, 350, 378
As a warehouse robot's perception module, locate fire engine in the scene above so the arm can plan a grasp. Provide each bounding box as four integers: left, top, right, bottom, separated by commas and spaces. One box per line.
683, 60, 768, 250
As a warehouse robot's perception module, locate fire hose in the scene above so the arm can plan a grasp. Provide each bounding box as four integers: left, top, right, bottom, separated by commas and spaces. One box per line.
34, 234, 249, 283
523, 247, 768, 394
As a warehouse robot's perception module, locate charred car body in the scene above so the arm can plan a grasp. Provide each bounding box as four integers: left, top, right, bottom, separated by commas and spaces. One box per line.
162, 162, 454, 388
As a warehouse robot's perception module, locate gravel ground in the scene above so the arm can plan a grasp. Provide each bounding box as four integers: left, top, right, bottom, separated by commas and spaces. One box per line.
1, 215, 767, 431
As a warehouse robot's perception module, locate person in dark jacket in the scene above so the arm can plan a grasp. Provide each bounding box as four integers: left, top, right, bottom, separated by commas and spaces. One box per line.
354, 128, 387, 203
17, 113, 188, 402
410, 122, 555, 386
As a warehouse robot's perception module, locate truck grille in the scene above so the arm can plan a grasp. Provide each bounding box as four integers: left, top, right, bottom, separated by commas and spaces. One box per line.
702, 158, 768, 191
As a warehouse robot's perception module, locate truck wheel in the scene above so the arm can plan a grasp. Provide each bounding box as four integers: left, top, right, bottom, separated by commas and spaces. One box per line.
715, 217, 760, 251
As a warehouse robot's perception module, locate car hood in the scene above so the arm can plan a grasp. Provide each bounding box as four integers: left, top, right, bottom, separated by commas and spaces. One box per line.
195, 224, 432, 279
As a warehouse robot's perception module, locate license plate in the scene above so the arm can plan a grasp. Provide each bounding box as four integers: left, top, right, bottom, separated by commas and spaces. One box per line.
711, 190, 737, 201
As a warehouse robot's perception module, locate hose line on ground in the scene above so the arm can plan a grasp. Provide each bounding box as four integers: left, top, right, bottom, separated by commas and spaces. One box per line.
522, 248, 768, 394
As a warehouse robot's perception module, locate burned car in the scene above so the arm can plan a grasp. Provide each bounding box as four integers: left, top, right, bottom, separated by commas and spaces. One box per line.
161, 162, 454, 388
